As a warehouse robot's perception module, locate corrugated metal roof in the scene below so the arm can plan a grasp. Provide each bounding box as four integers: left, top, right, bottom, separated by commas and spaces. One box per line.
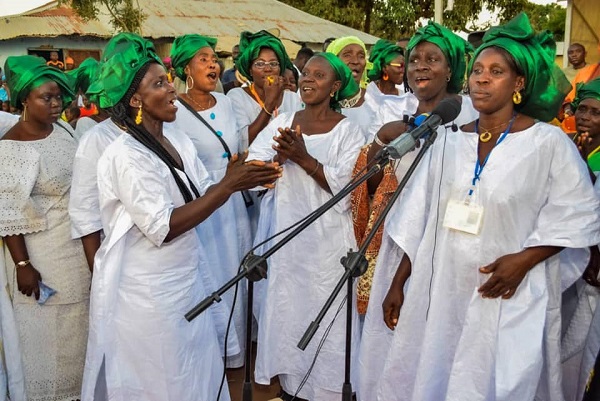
0, 0, 379, 44
0, 5, 114, 40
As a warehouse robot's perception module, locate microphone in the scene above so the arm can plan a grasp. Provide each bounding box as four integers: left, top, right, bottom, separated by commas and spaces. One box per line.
383, 97, 461, 159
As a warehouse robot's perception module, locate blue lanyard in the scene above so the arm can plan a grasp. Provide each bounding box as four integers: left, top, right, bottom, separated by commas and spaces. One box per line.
468, 115, 516, 196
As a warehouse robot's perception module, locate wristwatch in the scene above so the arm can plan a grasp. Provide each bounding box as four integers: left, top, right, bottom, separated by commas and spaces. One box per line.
16, 259, 31, 268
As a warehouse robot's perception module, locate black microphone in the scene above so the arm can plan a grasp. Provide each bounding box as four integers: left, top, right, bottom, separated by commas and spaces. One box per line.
383, 97, 461, 159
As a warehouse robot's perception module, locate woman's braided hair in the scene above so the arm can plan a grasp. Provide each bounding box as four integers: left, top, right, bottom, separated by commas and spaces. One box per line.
108, 61, 200, 203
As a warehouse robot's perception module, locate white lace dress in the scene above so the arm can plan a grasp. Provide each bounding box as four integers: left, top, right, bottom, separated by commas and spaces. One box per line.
0, 125, 91, 401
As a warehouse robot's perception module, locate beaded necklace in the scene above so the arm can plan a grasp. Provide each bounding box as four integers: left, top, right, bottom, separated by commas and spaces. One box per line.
339, 89, 363, 109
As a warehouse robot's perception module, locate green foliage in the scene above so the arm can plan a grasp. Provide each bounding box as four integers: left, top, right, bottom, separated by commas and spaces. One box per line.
61, 0, 146, 33
281, 0, 367, 31
515, 2, 566, 41
279, 0, 566, 42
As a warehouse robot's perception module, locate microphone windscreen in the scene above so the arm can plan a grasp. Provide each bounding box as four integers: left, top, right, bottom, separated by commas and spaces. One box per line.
432, 97, 462, 124
413, 113, 430, 127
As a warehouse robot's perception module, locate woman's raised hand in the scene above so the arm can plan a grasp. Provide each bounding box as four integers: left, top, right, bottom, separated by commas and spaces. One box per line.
263, 75, 285, 113
222, 151, 282, 192
576, 132, 592, 160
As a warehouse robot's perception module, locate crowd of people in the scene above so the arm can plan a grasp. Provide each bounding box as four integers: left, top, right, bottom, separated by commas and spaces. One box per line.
0, 11, 599, 401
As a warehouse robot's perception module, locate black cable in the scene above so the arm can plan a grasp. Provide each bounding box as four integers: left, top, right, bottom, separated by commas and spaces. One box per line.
123, 118, 201, 203
290, 294, 348, 401
425, 126, 449, 319
216, 264, 242, 401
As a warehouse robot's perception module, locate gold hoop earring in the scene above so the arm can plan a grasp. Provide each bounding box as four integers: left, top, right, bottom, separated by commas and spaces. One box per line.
330, 91, 335, 98
185, 76, 194, 93
135, 105, 143, 125
383, 72, 389, 81
512, 90, 522, 105
22, 104, 28, 122
446, 76, 451, 82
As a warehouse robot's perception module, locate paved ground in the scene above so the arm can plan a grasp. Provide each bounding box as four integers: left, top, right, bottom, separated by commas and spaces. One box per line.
226, 346, 281, 401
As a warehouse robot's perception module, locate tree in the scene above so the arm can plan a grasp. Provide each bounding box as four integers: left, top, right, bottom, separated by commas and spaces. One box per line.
279, 0, 565, 41
60, 0, 146, 33
491, 0, 566, 41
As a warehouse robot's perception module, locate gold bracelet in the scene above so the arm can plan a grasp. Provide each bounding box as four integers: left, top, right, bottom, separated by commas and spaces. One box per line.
262, 105, 273, 116
308, 159, 320, 176
16, 259, 31, 268
374, 134, 387, 147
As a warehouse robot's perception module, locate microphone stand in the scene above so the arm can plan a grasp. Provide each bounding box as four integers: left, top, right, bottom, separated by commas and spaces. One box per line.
297, 130, 438, 401
185, 155, 392, 401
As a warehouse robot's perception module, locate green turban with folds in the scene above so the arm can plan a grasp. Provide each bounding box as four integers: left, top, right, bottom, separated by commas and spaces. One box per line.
326, 36, 372, 89
68, 57, 101, 102
572, 78, 600, 111
407, 22, 473, 94
4, 55, 75, 109
236, 30, 293, 82
469, 12, 571, 122
170, 34, 218, 81
313, 52, 359, 109
367, 39, 403, 81
88, 32, 163, 109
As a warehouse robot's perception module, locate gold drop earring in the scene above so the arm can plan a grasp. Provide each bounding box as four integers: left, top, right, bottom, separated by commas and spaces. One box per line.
513, 90, 522, 105
135, 105, 143, 125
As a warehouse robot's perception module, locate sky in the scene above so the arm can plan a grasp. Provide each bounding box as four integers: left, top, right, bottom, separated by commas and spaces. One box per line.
0, 0, 564, 18
0, 0, 52, 17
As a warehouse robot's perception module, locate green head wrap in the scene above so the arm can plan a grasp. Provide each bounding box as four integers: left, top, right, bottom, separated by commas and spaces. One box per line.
68, 57, 101, 102
367, 39, 403, 81
236, 30, 293, 82
572, 78, 600, 111
313, 52, 359, 109
588, 153, 600, 173
326, 36, 372, 89
88, 32, 163, 109
572, 77, 600, 172
469, 12, 571, 122
4, 55, 75, 109
170, 34, 218, 81
407, 22, 473, 94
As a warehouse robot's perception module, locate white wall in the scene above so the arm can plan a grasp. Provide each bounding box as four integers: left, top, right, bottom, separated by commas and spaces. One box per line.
0, 36, 107, 71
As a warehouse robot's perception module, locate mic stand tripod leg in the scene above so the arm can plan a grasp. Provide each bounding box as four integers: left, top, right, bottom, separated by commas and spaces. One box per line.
241, 253, 267, 401
242, 280, 254, 401
342, 275, 353, 401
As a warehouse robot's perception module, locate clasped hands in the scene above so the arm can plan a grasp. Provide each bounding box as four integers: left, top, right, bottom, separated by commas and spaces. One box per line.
224, 124, 313, 191
271, 125, 313, 168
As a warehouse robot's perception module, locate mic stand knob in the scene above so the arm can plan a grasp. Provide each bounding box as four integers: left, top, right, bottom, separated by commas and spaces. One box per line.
340, 250, 368, 278
242, 253, 268, 282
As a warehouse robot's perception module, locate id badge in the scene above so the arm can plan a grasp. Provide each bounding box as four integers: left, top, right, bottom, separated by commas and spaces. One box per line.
443, 197, 484, 235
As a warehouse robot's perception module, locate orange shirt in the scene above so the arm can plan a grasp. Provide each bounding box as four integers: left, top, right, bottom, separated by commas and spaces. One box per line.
46, 60, 64, 70
565, 63, 600, 104
79, 104, 98, 117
